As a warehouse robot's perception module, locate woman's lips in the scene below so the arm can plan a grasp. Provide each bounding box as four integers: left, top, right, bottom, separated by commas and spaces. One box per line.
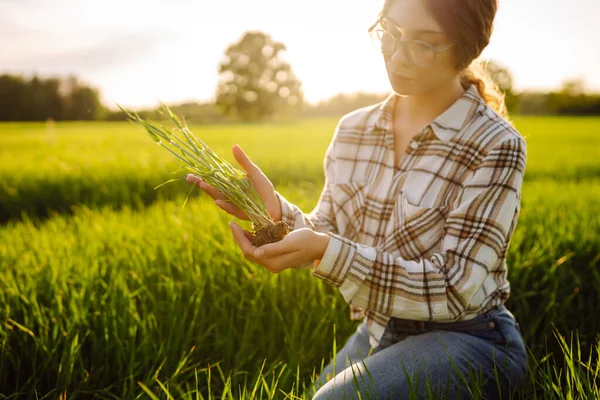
391, 72, 414, 84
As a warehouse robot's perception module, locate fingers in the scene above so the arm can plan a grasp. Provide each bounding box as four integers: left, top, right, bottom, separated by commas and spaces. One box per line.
215, 200, 248, 220
185, 174, 201, 186
231, 145, 275, 207
232, 144, 260, 176
256, 249, 300, 273
253, 240, 291, 259
242, 229, 255, 242
186, 174, 249, 220
186, 174, 227, 201
230, 222, 258, 261
267, 251, 302, 273
230, 222, 295, 274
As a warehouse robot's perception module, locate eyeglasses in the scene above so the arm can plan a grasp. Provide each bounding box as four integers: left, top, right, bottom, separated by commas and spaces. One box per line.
368, 24, 454, 67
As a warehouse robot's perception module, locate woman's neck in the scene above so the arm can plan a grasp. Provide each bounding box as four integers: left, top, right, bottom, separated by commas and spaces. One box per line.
395, 76, 465, 127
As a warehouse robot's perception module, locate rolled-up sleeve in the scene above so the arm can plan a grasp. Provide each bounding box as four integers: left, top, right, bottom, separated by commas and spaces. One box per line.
311, 137, 526, 321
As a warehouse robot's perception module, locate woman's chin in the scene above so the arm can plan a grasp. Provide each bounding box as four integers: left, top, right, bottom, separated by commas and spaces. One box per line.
389, 76, 418, 96
390, 83, 417, 96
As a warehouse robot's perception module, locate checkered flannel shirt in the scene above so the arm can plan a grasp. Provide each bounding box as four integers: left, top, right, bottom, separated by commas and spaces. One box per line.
275, 85, 527, 348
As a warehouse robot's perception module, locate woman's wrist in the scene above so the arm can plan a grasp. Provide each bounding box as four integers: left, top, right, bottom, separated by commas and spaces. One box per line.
271, 192, 283, 222
312, 232, 331, 265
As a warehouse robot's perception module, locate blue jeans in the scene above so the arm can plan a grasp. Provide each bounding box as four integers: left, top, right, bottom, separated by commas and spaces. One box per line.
309, 305, 527, 399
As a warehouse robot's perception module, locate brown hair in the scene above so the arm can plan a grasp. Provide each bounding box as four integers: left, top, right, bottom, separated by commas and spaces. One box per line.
376, 0, 509, 119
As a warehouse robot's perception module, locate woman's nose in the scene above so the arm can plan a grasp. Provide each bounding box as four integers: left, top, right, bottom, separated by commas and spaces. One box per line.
390, 42, 411, 66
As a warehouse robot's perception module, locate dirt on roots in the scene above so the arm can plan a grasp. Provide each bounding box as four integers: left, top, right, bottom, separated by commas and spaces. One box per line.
250, 221, 291, 247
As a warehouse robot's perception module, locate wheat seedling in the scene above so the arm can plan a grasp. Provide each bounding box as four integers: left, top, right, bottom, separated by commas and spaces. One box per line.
119, 103, 290, 246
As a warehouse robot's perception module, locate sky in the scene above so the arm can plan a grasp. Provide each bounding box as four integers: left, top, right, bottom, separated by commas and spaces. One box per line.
2, 0, 600, 109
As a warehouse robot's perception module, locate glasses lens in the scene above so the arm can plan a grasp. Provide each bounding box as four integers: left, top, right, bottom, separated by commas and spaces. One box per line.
371, 29, 395, 55
408, 42, 435, 66
370, 28, 437, 67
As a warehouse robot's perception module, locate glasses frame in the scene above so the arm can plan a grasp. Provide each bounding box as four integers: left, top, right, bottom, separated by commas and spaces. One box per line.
367, 23, 454, 68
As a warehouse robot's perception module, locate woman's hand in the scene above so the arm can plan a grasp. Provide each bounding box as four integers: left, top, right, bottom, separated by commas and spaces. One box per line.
229, 222, 331, 273
185, 144, 282, 222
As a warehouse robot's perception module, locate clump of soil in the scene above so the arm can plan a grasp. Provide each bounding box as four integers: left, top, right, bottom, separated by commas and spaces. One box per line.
251, 221, 291, 247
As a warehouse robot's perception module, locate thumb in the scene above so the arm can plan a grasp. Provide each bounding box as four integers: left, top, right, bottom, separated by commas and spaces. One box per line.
232, 144, 260, 176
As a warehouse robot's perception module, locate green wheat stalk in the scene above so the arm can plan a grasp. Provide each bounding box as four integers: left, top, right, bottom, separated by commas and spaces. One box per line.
118, 103, 274, 229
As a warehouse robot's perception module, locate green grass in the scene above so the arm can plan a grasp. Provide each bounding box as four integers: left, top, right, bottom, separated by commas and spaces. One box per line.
0, 120, 333, 223
0, 117, 599, 398
1, 116, 599, 223
513, 116, 600, 181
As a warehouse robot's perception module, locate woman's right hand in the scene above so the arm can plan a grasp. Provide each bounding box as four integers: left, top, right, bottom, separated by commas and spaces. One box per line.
185, 144, 282, 223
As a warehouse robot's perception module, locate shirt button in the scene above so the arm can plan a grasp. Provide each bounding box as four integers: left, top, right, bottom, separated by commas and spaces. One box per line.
432, 306, 441, 314
410, 142, 419, 150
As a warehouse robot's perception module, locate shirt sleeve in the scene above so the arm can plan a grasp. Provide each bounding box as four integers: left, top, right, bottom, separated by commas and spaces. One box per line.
274, 127, 339, 236
311, 137, 526, 321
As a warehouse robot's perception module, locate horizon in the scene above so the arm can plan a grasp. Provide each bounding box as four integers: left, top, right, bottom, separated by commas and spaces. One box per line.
2, 0, 599, 109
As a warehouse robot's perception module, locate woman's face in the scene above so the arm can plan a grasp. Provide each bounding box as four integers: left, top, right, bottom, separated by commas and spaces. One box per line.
380, 0, 458, 96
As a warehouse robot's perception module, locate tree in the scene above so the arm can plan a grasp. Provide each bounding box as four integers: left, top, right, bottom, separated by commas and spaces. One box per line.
62, 76, 104, 120
216, 31, 303, 121
66, 86, 102, 120
545, 78, 600, 116
24, 75, 64, 120
0, 73, 104, 121
485, 60, 513, 93
303, 92, 388, 117
559, 78, 586, 96
484, 60, 519, 114
41, 78, 65, 120
0, 75, 27, 121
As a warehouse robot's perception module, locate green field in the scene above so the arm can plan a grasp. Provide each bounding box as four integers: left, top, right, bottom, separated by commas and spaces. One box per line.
1, 117, 599, 399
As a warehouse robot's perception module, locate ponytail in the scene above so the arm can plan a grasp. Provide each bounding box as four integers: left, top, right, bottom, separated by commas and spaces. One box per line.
460, 60, 510, 122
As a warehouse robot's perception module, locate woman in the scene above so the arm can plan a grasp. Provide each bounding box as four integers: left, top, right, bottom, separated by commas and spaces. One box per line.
186, 0, 528, 398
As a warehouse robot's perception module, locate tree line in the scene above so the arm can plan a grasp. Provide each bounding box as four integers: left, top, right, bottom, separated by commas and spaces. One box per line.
1, 31, 599, 122
0, 75, 103, 121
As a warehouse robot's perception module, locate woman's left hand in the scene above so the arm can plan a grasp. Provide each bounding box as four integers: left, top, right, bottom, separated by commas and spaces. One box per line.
229, 222, 330, 273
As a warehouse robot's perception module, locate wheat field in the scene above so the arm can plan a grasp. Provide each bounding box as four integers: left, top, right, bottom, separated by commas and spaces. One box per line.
1, 116, 599, 399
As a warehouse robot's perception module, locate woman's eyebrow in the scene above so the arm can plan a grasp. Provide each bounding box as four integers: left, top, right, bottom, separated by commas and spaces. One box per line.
384, 16, 444, 35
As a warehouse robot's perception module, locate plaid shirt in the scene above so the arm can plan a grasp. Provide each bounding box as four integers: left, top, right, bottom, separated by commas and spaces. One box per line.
275, 85, 527, 348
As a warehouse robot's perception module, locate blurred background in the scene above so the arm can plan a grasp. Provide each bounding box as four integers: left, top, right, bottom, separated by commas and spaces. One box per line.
2, 0, 600, 121
1, 1, 599, 399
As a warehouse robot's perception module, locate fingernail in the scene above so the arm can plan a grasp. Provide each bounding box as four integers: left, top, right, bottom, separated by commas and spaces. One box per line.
186, 174, 197, 183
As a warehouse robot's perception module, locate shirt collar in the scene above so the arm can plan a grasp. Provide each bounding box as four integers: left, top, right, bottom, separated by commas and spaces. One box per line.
374, 84, 485, 143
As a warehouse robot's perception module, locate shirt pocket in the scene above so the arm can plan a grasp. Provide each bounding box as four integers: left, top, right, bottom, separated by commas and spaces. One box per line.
381, 190, 449, 260
330, 180, 369, 242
